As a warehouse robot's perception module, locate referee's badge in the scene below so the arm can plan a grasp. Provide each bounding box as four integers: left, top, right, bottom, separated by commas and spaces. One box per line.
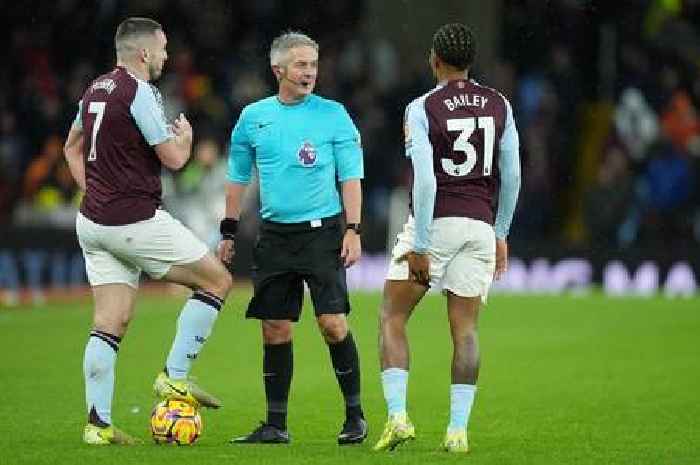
297, 141, 317, 167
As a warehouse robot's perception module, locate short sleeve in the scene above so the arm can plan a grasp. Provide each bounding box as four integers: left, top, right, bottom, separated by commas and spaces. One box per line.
130, 81, 172, 146
228, 107, 254, 184
333, 104, 363, 181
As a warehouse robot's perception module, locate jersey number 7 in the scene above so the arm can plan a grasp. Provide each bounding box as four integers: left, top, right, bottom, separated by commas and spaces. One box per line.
87, 101, 106, 161
442, 116, 495, 177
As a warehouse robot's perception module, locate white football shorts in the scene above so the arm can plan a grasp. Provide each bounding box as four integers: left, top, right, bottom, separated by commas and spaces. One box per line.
386, 216, 496, 301
76, 209, 209, 288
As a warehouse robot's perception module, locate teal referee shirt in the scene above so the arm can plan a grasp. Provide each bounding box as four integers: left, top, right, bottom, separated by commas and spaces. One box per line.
228, 94, 364, 223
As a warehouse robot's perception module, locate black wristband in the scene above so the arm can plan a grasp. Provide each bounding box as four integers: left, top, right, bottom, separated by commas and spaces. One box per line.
346, 223, 361, 235
220, 218, 239, 240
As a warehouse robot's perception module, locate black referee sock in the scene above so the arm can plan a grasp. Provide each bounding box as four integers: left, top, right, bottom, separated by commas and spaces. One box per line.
263, 342, 293, 430
328, 332, 364, 420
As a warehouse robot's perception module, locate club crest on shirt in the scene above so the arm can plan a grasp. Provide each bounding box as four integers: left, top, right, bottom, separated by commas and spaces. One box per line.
297, 141, 317, 167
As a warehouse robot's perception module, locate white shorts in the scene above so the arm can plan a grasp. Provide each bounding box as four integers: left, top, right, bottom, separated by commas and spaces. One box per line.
386, 216, 496, 300
76, 210, 209, 288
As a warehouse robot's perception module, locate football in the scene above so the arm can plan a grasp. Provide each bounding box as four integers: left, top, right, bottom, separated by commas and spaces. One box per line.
150, 399, 202, 445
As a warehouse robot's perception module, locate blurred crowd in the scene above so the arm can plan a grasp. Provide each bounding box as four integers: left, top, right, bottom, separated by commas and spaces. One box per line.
505, 0, 700, 249
1, 0, 699, 252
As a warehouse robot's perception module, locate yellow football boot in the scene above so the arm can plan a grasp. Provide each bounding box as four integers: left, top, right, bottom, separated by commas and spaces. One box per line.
372, 412, 415, 451
153, 371, 222, 409
83, 424, 138, 445
442, 428, 469, 453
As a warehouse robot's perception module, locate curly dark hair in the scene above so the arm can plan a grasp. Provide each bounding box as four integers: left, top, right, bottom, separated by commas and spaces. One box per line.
432, 23, 476, 70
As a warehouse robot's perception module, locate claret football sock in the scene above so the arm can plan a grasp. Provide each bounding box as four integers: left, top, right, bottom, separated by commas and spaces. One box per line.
381, 367, 408, 416
264, 342, 293, 430
448, 384, 476, 431
165, 291, 222, 380
84, 330, 121, 426
328, 332, 364, 419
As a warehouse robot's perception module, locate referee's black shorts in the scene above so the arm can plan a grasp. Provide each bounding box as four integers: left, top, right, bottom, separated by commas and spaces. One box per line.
245, 214, 350, 322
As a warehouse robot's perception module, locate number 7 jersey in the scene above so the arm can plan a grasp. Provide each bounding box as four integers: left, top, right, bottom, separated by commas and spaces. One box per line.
404, 78, 518, 226
73, 66, 171, 226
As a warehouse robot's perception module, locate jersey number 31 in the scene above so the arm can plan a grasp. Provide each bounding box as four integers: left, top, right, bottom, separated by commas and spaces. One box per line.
442, 116, 494, 177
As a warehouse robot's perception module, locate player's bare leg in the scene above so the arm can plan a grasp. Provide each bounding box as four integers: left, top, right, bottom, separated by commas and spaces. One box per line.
92, 284, 138, 338
374, 279, 427, 451
164, 253, 233, 300
317, 314, 367, 444
443, 291, 481, 453
83, 284, 139, 444
380, 280, 427, 370
447, 292, 481, 384
231, 320, 292, 444
379, 280, 427, 370
154, 253, 233, 409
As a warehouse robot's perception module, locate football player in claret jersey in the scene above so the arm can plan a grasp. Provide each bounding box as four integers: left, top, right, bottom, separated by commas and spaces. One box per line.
374, 23, 521, 453
63, 17, 233, 444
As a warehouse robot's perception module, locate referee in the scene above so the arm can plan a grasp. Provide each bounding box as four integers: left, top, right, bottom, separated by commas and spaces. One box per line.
218, 31, 367, 445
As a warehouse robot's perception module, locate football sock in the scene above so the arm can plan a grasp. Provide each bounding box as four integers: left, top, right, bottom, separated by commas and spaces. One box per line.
84, 330, 121, 426
448, 384, 477, 431
264, 342, 293, 430
165, 291, 222, 380
381, 367, 408, 417
327, 332, 363, 419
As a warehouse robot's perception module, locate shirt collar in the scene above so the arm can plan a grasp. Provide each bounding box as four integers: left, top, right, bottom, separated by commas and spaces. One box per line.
276, 94, 311, 107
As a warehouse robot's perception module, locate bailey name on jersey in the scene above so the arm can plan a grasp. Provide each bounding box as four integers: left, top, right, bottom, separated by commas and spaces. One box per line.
443, 93, 488, 111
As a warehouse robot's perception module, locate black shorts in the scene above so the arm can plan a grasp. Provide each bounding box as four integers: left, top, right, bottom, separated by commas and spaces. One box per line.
246, 214, 350, 322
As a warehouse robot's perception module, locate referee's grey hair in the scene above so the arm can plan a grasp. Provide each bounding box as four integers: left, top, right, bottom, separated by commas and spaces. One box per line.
270, 31, 319, 67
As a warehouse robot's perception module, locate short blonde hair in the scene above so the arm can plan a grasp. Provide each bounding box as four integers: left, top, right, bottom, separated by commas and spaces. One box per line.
270, 31, 318, 67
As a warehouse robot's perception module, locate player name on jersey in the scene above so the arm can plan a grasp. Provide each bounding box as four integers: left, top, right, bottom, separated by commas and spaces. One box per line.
443, 94, 488, 111
91, 79, 117, 94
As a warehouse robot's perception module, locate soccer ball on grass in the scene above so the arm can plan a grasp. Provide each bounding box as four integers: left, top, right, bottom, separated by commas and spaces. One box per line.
150, 399, 202, 445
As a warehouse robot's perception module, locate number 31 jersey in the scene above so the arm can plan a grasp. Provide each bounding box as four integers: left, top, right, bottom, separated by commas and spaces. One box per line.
73, 66, 171, 226
404, 78, 518, 225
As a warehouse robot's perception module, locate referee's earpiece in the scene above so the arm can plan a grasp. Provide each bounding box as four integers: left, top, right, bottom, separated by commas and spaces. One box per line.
279, 69, 304, 87
272, 65, 283, 82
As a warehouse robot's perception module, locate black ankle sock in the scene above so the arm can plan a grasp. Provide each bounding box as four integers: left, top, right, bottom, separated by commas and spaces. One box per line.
328, 332, 363, 419
263, 342, 293, 430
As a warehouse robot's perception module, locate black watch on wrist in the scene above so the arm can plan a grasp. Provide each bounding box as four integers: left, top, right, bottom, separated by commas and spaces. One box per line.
346, 223, 362, 235
220, 218, 239, 240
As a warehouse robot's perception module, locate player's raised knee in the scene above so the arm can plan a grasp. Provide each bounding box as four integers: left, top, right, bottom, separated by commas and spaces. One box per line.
215, 267, 234, 297
200, 262, 233, 300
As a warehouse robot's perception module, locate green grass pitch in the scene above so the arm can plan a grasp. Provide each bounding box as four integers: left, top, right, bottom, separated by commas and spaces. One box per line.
1, 291, 699, 464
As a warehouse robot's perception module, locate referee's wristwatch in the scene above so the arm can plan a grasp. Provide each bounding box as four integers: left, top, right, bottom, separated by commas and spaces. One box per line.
346, 223, 362, 235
